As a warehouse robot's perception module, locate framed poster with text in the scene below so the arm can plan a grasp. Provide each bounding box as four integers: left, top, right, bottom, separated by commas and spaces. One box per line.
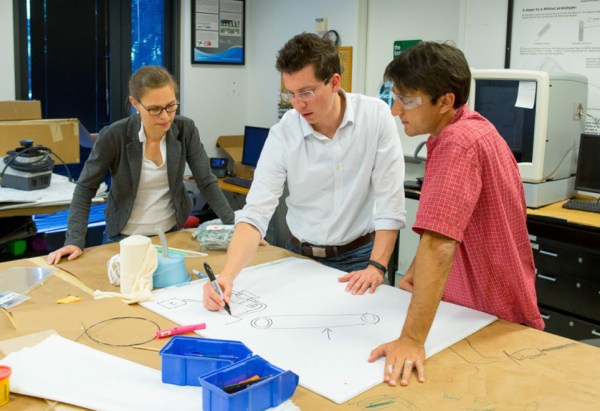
192, 0, 245, 65
506, 0, 600, 133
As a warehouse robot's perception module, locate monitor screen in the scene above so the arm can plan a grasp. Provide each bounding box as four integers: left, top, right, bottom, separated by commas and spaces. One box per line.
242, 126, 269, 167
575, 133, 600, 195
473, 79, 535, 163
469, 69, 587, 186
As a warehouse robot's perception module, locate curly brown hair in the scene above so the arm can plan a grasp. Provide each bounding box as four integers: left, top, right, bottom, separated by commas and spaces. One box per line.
384, 41, 471, 108
275, 33, 341, 81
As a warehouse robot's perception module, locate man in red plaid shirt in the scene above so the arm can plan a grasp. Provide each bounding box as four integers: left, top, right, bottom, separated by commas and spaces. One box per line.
369, 41, 544, 388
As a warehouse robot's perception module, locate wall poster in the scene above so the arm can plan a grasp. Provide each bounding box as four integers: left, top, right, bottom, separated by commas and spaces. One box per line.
507, 0, 600, 133
192, 0, 245, 65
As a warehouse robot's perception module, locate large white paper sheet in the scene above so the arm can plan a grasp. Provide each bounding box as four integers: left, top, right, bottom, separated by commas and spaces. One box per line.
142, 257, 497, 404
0, 335, 201, 411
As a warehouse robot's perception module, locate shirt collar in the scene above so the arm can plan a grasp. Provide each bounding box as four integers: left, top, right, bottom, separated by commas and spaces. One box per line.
426, 104, 468, 151
137, 124, 165, 143
299, 89, 353, 139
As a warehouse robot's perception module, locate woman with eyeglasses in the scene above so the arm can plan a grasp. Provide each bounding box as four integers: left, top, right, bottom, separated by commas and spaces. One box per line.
47, 65, 234, 264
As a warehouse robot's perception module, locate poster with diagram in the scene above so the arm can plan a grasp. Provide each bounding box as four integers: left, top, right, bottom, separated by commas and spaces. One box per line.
193, 0, 244, 64
508, 0, 600, 133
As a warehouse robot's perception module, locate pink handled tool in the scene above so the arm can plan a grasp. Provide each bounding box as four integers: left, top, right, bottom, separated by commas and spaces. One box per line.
156, 323, 206, 339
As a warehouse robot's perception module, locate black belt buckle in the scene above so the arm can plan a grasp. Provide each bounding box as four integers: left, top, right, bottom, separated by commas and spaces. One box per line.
296, 232, 373, 259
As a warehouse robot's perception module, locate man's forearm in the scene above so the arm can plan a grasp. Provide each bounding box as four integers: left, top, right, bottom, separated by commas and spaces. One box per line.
369, 229, 399, 269
220, 222, 262, 280
401, 231, 456, 344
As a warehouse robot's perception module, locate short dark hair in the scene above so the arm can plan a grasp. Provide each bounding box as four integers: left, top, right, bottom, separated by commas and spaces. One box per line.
275, 33, 341, 81
128, 65, 179, 100
384, 41, 471, 108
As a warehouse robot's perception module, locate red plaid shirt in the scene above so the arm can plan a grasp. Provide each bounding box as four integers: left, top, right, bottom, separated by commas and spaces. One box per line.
413, 105, 544, 329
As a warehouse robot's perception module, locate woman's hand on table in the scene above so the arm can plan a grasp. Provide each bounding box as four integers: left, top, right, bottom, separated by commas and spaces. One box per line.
47, 245, 83, 264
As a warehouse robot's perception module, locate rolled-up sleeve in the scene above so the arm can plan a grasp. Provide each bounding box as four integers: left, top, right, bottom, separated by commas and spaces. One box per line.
371, 105, 406, 231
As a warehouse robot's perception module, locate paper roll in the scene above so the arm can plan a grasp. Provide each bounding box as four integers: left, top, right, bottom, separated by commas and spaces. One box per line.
95, 235, 158, 304
119, 235, 155, 295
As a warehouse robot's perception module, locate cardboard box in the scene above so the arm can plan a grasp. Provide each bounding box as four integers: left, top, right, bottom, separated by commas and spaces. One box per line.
0, 118, 80, 164
216, 135, 243, 163
216, 135, 253, 179
0, 101, 42, 121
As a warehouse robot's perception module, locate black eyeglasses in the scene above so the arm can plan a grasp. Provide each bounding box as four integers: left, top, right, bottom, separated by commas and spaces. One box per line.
137, 99, 180, 116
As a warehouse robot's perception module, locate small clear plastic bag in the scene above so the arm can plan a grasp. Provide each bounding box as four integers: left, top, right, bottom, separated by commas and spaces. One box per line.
193, 219, 235, 250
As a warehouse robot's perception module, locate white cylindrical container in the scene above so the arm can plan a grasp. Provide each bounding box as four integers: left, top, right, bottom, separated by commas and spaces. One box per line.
119, 235, 154, 294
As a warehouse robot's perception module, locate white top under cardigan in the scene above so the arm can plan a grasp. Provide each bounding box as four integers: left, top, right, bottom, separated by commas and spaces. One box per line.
122, 127, 177, 235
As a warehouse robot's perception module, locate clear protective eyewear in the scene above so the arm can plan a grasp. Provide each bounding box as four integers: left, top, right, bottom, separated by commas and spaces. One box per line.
280, 76, 332, 103
137, 99, 180, 116
391, 92, 431, 110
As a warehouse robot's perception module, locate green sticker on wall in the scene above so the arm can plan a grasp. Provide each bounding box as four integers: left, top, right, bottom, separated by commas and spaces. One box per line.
393, 40, 421, 58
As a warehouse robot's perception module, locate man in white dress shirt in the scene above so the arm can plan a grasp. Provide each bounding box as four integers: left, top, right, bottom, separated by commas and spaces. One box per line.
203, 33, 406, 311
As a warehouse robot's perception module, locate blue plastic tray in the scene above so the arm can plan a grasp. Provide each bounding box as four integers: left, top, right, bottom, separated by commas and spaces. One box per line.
199, 355, 299, 411
159, 336, 253, 386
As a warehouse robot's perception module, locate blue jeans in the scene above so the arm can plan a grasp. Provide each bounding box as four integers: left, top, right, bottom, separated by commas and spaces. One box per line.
102, 225, 178, 244
285, 237, 374, 273
103, 231, 128, 244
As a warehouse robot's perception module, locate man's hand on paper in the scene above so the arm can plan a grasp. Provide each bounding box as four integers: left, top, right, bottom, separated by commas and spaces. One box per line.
398, 260, 415, 291
398, 271, 414, 291
368, 335, 426, 387
338, 265, 384, 295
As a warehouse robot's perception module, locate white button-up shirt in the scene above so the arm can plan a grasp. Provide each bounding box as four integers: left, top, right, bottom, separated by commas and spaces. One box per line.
236, 91, 406, 246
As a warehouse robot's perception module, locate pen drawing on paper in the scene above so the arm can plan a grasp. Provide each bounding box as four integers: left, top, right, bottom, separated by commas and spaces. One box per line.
157, 288, 266, 319
250, 313, 380, 329
141, 257, 497, 404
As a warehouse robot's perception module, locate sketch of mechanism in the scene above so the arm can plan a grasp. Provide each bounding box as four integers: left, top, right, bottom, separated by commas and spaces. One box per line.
229, 290, 267, 317
534, 20, 600, 43
157, 297, 201, 309
250, 313, 380, 330
157, 289, 266, 318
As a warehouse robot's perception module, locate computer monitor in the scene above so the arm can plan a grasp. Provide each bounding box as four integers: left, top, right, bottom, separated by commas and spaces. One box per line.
468, 69, 587, 184
574, 133, 600, 198
242, 126, 269, 168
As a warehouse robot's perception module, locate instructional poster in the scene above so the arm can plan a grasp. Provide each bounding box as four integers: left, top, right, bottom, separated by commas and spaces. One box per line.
193, 0, 245, 64
508, 0, 600, 133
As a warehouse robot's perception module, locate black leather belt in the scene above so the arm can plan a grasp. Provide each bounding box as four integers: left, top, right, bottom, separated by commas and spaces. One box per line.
290, 232, 375, 258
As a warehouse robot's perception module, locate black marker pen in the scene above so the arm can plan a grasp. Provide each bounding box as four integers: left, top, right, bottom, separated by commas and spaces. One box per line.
204, 262, 232, 315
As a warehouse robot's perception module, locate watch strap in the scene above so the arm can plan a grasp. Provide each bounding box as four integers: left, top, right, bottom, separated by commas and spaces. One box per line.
367, 260, 387, 275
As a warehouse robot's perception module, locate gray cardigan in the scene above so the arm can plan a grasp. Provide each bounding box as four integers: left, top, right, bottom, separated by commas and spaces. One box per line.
64, 114, 235, 249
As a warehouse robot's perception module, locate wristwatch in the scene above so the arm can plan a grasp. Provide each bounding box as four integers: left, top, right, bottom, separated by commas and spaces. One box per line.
367, 260, 387, 275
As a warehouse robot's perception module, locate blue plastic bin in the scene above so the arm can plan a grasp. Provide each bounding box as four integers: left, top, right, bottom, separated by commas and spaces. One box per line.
159, 336, 253, 386
199, 355, 299, 411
